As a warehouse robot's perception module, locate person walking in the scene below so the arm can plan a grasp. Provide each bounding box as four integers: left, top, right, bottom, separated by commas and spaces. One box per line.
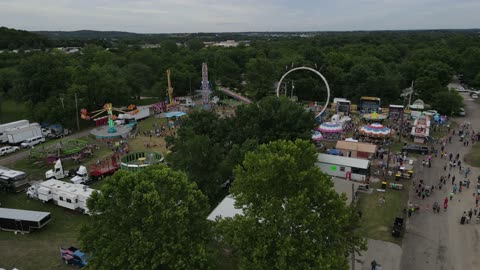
371, 260, 377, 270
444, 197, 449, 211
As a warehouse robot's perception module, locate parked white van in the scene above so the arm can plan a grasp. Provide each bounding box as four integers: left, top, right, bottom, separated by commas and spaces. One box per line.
20, 136, 45, 148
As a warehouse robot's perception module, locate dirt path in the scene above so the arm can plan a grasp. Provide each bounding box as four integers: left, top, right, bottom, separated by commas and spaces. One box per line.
400, 93, 480, 270
0, 129, 92, 166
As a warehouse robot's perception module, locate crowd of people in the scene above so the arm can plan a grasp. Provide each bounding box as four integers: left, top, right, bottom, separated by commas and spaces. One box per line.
411, 121, 480, 224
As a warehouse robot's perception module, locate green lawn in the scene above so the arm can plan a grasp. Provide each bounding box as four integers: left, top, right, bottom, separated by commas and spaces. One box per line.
0, 192, 88, 270
356, 179, 411, 244
465, 142, 480, 167
0, 99, 28, 123
0, 117, 174, 269
130, 116, 169, 155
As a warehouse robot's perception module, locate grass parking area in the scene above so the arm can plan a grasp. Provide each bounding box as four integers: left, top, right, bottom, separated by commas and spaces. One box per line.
356, 179, 411, 245
465, 142, 480, 167
1, 116, 174, 269
0, 192, 87, 270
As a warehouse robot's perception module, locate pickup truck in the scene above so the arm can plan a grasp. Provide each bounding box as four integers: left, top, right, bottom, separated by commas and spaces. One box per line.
0, 146, 20, 156
60, 246, 88, 268
402, 144, 430, 155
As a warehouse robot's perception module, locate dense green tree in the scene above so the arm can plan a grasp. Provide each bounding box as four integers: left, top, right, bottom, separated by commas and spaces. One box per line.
167, 134, 224, 201
462, 47, 480, 85
0, 27, 50, 49
186, 39, 205, 51
161, 40, 178, 54
245, 55, 276, 99
15, 52, 71, 103
232, 96, 315, 144
80, 165, 212, 270
124, 63, 153, 99
217, 140, 365, 270
432, 90, 464, 115
0, 67, 19, 95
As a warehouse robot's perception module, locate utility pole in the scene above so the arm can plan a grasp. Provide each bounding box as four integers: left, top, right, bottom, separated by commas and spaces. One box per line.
398, 98, 405, 142
75, 93, 80, 131
291, 80, 294, 98
189, 77, 192, 96
351, 182, 356, 270
408, 81, 414, 107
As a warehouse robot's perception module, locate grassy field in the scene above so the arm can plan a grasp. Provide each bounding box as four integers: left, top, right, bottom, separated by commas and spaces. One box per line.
0, 99, 28, 123
130, 116, 169, 155
0, 116, 173, 269
356, 178, 411, 244
465, 142, 480, 167
0, 193, 87, 270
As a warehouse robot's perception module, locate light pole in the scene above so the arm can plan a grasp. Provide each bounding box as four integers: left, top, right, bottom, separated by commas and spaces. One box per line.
75, 93, 80, 131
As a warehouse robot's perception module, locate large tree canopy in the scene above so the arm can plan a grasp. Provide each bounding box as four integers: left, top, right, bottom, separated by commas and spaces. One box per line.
168, 97, 315, 203
4, 29, 480, 126
217, 140, 365, 270
80, 165, 212, 270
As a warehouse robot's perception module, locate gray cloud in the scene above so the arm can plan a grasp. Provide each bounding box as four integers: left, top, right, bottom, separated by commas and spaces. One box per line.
0, 0, 479, 32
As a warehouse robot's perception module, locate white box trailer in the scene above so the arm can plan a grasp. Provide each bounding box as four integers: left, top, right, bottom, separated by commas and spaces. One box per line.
6, 123, 43, 144
26, 179, 96, 214
117, 108, 151, 124
0, 207, 51, 233
0, 120, 29, 143
316, 153, 370, 182
134, 108, 151, 120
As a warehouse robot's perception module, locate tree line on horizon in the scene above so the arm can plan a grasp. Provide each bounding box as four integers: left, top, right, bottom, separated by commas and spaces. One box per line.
0, 27, 478, 126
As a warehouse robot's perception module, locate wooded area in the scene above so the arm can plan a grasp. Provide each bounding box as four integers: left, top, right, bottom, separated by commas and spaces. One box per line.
1, 28, 479, 126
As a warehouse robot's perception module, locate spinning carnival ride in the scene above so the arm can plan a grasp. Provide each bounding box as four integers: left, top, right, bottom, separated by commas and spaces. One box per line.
80, 103, 127, 133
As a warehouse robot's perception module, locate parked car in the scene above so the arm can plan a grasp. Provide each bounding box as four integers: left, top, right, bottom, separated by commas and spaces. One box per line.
0, 146, 20, 156
20, 135, 45, 148
60, 246, 88, 268
402, 144, 430, 155
458, 108, 466, 116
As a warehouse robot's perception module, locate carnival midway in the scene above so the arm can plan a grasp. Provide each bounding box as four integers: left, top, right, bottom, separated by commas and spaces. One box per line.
1, 64, 479, 270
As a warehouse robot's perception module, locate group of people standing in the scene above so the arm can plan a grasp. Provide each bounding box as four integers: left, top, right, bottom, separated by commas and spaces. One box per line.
410, 121, 480, 225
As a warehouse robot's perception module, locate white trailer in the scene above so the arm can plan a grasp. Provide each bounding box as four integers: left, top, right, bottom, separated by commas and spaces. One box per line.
0, 120, 29, 143
117, 108, 151, 124
26, 179, 96, 214
133, 108, 150, 121
316, 153, 370, 182
6, 123, 43, 144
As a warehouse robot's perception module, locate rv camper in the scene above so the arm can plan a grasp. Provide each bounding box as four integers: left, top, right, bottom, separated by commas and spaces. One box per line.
26, 179, 96, 214
0, 166, 29, 192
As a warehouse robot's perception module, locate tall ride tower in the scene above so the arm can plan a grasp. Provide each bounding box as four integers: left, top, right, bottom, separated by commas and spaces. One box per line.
201, 63, 210, 109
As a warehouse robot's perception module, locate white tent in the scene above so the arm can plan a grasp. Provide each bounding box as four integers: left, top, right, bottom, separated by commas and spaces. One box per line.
207, 195, 243, 221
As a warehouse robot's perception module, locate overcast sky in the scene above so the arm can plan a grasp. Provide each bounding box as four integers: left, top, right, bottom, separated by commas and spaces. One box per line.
1, 0, 479, 33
